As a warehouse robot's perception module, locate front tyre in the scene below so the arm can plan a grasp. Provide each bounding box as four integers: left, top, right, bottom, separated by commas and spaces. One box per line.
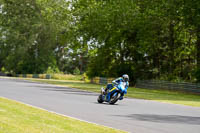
109, 92, 119, 104
97, 94, 104, 103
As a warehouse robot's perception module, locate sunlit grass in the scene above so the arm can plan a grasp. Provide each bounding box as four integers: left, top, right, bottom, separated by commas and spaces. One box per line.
29, 79, 200, 107
51, 74, 83, 81
127, 88, 200, 107
0, 97, 125, 133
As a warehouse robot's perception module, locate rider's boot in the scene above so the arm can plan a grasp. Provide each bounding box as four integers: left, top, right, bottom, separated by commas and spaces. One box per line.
119, 96, 123, 100
119, 93, 124, 100
101, 87, 108, 95
101, 87, 105, 94
104, 88, 109, 95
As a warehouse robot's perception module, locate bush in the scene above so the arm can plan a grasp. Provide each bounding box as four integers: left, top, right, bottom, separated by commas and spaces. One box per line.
46, 66, 60, 74
83, 73, 90, 82
1, 67, 6, 73
73, 67, 80, 75
194, 68, 200, 83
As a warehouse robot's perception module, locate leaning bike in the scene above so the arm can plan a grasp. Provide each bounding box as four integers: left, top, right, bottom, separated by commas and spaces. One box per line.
97, 82, 127, 104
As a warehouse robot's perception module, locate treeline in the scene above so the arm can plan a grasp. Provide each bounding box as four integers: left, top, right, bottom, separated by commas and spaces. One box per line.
0, 0, 200, 82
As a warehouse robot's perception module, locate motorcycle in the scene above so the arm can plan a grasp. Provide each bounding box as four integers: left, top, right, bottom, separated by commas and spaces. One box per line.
97, 82, 127, 104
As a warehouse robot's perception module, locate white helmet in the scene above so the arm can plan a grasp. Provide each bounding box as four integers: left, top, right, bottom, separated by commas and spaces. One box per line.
122, 74, 129, 82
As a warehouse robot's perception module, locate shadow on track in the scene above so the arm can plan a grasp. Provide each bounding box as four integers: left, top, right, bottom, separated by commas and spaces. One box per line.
113, 114, 200, 125
29, 85, 99, 96
93, 102, 120, 106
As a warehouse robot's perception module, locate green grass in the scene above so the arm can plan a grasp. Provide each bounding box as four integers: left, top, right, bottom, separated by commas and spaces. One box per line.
127, 88, 200, 107
28, 79, 200, 107
0, 97, 125, 133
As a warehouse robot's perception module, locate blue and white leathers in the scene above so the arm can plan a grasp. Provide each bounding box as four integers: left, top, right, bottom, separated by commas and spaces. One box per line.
112, 77, 129, 94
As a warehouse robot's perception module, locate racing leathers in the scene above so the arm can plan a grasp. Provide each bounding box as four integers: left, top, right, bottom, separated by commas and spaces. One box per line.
104, 77, 129, 100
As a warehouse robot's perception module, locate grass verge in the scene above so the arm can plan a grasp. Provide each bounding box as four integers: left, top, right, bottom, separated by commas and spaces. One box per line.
51, 74, 83, 81
27, 78, 200, 107
0, 97, 125, 133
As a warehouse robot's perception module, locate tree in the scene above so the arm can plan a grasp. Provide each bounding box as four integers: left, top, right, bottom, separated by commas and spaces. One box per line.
71, 0, 199, 82
0, 0, 71, 74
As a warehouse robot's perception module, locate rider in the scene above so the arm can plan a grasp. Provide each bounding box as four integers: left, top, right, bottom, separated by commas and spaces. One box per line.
103, 74, 129, 100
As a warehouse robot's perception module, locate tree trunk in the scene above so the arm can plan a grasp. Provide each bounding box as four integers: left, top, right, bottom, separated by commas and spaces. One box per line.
197, 27, 200, 68
169, 21, 175, 74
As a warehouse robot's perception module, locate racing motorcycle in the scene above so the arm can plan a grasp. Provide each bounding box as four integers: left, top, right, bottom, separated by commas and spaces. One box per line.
97, 82, 127, 104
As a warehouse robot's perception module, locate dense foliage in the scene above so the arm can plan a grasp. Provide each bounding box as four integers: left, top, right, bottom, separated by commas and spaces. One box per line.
0, 0, 200, 82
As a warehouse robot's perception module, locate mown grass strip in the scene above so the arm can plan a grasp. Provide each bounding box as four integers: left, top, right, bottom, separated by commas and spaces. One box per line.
0, 97, 126, 133
28, 78, 200, 107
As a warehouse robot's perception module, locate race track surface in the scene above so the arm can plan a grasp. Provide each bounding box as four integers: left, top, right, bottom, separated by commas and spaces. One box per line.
0, 77, 200, 133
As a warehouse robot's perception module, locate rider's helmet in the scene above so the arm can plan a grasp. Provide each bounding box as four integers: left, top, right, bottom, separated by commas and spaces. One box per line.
122, 74, 129, 82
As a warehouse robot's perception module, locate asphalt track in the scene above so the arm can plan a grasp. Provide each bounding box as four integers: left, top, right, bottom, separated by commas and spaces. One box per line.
0, 77, 200, 133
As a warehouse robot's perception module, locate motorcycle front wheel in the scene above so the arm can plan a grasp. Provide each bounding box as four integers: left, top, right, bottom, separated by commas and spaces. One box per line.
109, 92, 119, 104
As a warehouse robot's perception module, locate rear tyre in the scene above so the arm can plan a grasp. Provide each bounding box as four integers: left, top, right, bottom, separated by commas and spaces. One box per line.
97, 94, 104, 103
109, 92, 119, 104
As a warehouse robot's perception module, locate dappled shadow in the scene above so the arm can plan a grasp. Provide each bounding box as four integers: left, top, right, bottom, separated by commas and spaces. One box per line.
112, 114, 200, 125
4, 78, 48, 85
63, 92, 99, 96
29, 85, 99, 96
